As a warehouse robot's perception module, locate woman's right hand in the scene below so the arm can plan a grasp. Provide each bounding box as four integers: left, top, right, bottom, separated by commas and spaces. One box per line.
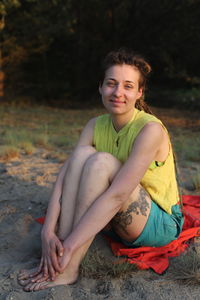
30, 230, 64, 283
40, 230, 64, 280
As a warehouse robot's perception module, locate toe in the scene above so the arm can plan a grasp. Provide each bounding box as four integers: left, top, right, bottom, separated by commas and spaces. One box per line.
23, 283, 33, 292
18, 278, 31, 286
24, 282, 40, 292
18, 270, 28, 280
33, 282, 50, 291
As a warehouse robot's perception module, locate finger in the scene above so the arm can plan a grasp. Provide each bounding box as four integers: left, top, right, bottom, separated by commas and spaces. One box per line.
37, 256, 44, 273
30, 272, 46, 283
35, 273, 49, 283
47, 257, 56, 281
29, 258, 44, 278
43, 258, 49, 277
51, 250, 62, 273
59, 252, 72, 273
18, 267, 38, 280
56, 239, 64, 257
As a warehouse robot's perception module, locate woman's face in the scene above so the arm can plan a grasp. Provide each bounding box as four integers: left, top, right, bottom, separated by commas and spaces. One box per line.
99, 64, 142, 116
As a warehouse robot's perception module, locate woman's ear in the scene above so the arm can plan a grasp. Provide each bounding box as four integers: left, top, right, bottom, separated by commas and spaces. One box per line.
138, 87, 143, 99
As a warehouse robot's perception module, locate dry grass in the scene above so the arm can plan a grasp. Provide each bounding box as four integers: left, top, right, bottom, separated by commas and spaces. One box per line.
192, 171, 200, 191
0, 145, 20, 160
80, 248, 138, 280
171, 131, 200, 162
44, 151, 69, 163
0, 104, 199, 169
0, 104, 103, 161
168, 247, 200, 285
19, 141, 35, 155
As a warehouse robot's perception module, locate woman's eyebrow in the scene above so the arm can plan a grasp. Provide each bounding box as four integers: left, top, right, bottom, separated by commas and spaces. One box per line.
125, 80, 135, 84
106, 78, 117, 81
106, 78, 135, 84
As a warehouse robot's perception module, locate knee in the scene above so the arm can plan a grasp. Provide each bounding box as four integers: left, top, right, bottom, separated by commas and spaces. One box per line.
69, 145, 96, 163
83, 152, 121, 176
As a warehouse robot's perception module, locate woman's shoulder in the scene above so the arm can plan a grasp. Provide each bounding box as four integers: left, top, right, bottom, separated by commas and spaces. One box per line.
85, 114, 110, 134
95, 114, 111, 127
135, 109, 162, 124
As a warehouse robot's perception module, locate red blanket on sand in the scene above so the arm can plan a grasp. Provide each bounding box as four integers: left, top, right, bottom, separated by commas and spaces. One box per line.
36, 195, 200, 275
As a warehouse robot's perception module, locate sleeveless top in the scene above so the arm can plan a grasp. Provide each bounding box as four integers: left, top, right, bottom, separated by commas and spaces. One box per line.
93, 108, 179, 214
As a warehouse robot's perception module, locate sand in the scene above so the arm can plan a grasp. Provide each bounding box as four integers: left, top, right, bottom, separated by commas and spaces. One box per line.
0, 149, 200, 300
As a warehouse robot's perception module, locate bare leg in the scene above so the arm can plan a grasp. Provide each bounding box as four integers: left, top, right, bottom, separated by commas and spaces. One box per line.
111, 185, 151, 242
58, 146, 97, 239
18, 146, 96, 285
22, 152, 152, 292
24, 152, 122, 291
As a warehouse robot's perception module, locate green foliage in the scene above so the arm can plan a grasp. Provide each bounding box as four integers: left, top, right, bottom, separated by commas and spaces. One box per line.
1, 0, 200, 106
149, 87, 200, 109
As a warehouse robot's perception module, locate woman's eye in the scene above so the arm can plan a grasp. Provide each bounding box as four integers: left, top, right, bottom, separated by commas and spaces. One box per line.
125, 85, 133, 89
107, 82, 115, 87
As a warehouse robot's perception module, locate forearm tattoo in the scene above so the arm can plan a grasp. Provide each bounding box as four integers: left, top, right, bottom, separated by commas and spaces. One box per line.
112, 188, 150, 235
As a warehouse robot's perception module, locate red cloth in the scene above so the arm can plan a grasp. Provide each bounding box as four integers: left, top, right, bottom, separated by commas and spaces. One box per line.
106, 195, 200, 274
35, 195, 200, 274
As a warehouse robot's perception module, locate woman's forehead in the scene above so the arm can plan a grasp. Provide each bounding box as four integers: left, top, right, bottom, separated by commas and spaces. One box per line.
105, 64, 140, 82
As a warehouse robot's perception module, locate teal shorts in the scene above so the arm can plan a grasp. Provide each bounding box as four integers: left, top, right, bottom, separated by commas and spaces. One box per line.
103, 201, 184, 248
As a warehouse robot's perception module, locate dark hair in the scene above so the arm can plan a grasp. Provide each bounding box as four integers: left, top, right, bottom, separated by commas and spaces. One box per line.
100, 48, 153, 114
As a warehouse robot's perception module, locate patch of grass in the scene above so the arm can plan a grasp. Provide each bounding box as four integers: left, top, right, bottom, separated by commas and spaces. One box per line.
168, 247, 200, 285
192, 171, 200, 191
0, 145, 20, 160
171, 130, 200, 162
80, 249, 138, 279
2, 127, 51, 151
33, 133, 50, 148
44, 151, 69, 163
19, 141, 35, 155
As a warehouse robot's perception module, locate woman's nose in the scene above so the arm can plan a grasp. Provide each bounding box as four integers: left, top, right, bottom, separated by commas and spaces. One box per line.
113, 84, 123, 97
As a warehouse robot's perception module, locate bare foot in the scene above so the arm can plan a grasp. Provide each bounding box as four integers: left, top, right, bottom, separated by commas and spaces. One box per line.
23, 268, 78, 292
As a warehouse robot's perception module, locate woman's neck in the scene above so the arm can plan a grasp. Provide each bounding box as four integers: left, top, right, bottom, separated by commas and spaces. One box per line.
111, 109, 135, 132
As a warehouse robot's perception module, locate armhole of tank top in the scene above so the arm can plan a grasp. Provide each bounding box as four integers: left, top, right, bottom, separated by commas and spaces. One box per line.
154, 123, 172, 168
147, 121, 171, 170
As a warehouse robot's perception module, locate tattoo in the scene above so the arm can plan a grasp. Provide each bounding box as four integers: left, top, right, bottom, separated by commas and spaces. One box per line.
138, 188, 150, 216
112, 188, 150, 235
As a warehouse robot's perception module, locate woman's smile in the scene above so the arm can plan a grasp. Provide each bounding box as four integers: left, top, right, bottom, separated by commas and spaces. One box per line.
110, 98, 125, 104
99, 64, 142, 118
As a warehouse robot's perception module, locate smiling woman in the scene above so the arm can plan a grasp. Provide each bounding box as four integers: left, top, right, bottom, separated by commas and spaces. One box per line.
99, 64, 143, 131
17, 48, 184, 292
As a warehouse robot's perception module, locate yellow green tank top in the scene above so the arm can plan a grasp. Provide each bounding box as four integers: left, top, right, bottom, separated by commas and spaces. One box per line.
93, 108, 179, 214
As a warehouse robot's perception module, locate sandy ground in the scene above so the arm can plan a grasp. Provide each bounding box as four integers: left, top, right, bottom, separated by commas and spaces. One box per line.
0, 149, 200, 300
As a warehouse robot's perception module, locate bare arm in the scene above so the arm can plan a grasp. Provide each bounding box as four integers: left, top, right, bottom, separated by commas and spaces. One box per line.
41, 159, 69, 235
61, 123, 166, 259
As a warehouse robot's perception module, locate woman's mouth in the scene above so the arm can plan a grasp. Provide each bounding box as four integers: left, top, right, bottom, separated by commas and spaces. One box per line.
110, 99, 125, 104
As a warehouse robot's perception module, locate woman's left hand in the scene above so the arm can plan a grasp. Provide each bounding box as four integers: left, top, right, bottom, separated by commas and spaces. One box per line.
58, 243, 74, 273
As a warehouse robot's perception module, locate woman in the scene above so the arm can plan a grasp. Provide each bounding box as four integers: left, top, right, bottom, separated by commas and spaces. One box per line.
18, 48, 184, 291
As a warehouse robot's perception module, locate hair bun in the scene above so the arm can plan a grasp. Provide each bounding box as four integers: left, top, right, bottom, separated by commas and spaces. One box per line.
135, 59, 151, 77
